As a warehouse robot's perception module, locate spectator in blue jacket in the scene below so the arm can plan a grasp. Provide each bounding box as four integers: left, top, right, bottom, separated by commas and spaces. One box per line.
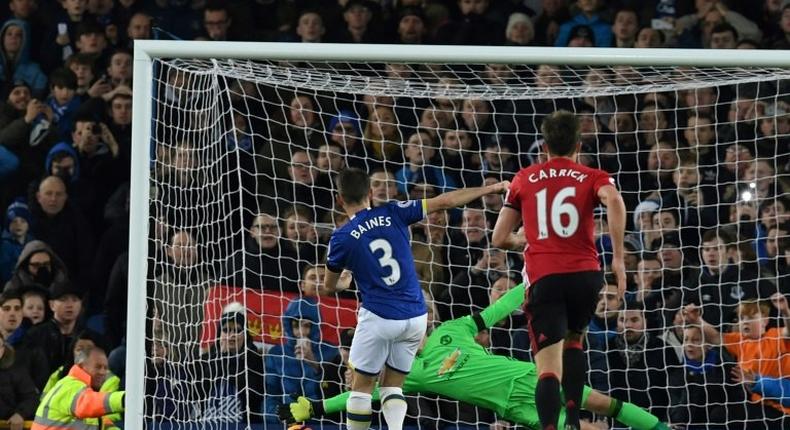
554, 0, 613, 47
395, 130, 456, 196
264, 297, 340, 422
0, 19, 47, 99
0, 200, 34, 284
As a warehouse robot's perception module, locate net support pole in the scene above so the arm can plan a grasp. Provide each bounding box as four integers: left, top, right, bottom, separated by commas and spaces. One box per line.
126, 45, 153, 430
133, 40, 790, 67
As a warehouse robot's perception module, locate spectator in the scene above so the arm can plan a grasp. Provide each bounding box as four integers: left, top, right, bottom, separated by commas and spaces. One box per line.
555, 0, 613, 47
327, 110, 366, 169
685, 297, 790, 427
362, 105, 401, 166
30, 176, 94, 289
0, 329, 38, 430
448, 206, 489, 278
299, 264, 325, 298
264, 297, 340, 422
411, 209, 450, 299
435, 0, 502, 45
634, 26, 665, 47
603, 304, 681, 422
611, 8, 639, 47
687, 229, 742, 330
150, 229, 208, 362
0, 81, 56, 204
441, 247, 509, 320
281, 204, 324, 272
45, 68, 80, 141
709, 22, 738, 49
768, 4, 790, 49
369, 169, 399, 207
0, 200, 34, 284
674, 0, 762, 48
275, 149, 334, 220
199, 303, 264, 423
0, 19, 47, 98
20, 285, 46, 325
587, 277, 622, 391
4, 240, 69, 294
533, 0, 571, 45
396, 7, 428, 44
395, 130, 456, 195
73, 19, 108, 58
627, 199, 661, 251
202, 1, 233, 41
105, 48, 132, 89
0, 289, 48, 389
24, 279, 84, 375
65, 53, 97, 98
295, 11, 325, 43
314, 142, 344, 194
670, 325, 745, 427
504, 12, 535, 45
333, 0, 381, 43
125, 12, 152, 48
487, 276, 529, 361
227, 212, 298, 292
440, 128, 482, 188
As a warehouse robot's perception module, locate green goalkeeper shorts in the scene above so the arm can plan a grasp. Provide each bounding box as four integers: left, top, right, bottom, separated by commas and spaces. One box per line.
503, 374, 593, 430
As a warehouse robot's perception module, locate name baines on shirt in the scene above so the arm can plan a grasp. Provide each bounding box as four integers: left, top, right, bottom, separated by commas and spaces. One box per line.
349, 215, 393, 239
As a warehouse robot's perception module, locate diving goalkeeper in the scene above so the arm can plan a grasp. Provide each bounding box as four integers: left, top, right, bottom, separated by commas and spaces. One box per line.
279, 283, 669, 430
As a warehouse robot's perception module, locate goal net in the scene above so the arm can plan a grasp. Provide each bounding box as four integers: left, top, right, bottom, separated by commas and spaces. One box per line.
136, 49, 790, 429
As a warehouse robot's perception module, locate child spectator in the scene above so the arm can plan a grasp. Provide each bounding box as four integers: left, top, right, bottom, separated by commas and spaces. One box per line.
555, 0, 613, 47
395, 130, 456, 196
41, 0, 93, 73
264, 297, 340, 422
295, 11, 326, 43
685, 297, 790, 426
21, 285, 46, 325
327, 110, 366, 169
300, 264, 326, 298
45, 68, 81, 141
0, 19, 47, 98
504, 12, 535, 45
670, 325, 745, 427
0, 200, 33, 284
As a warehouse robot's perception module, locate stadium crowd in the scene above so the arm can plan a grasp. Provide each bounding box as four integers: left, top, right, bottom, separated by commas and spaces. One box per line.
0, 0, 789, 429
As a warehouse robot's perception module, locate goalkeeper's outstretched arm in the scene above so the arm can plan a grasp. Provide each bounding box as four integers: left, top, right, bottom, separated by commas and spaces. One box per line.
281, 387, 668, 430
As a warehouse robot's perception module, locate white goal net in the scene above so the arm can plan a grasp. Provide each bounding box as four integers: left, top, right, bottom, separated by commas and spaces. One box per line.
137, 52, 790, 429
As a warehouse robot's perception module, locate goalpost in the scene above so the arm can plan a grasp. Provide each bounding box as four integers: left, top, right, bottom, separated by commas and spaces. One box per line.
129, 41, 790, 429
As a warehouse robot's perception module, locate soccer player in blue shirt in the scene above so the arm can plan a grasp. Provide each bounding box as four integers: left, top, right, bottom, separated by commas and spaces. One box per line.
323, 167, 509, 430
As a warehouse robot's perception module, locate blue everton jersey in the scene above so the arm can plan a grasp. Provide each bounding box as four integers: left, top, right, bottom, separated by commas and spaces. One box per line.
327, 200, 427, 320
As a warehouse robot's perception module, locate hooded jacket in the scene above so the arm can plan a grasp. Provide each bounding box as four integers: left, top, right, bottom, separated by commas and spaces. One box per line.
0, 20, 47, 97
44, 142, 81, 184
264, 298, 339, 419
4, 240, 68, 293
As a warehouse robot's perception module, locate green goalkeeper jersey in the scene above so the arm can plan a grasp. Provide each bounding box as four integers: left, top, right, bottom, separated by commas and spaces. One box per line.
327, 284, 533, 417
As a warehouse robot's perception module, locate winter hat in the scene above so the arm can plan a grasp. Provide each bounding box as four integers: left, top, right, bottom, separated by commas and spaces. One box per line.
632, 199, 660, 231
328, 110, 363, 137
6, 199, 32, 228
220, 302, 246, 330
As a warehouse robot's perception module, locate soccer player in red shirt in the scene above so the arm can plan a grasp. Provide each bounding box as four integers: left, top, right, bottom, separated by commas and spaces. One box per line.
492, 110, 626, 430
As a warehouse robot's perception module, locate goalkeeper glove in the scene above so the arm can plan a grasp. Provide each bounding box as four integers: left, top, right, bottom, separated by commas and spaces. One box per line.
278, 396, 324, 423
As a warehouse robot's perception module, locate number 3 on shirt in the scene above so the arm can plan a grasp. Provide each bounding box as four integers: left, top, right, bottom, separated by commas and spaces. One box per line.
535, 187, 579, 239
369, 238, 401, 286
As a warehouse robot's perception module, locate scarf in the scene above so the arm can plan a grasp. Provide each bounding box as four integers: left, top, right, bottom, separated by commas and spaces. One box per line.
684, 348, 720, 375
616, 333, 648, 367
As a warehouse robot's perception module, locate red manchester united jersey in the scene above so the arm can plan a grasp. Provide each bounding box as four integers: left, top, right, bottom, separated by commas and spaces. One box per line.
505, 157, 614, 284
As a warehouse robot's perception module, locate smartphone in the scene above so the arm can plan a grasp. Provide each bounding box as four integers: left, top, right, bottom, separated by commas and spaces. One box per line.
58, 23, 68, 35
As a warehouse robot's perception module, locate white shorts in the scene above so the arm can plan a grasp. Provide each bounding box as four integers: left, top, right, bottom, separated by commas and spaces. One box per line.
348, 308, 427, 375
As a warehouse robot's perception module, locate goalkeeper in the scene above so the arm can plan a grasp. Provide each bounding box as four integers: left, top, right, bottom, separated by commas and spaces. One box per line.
279, 283, 668, 430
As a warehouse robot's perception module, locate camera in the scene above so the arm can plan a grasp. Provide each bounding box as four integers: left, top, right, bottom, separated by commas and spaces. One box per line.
91, 123, 102, 135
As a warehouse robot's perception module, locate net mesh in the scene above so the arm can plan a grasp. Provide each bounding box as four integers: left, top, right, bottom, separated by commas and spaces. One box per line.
143, 57, 790, 428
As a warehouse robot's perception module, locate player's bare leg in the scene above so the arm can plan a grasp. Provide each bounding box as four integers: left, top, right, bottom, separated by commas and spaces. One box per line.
379, 366, 409, 430
535, 340, 564, 430
562, 331, 586, 430
347, 370, 377, 430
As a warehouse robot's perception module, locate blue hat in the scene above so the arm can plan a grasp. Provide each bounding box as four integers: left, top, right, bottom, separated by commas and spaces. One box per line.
6, 199, 32, 228
328, 110, 362, 138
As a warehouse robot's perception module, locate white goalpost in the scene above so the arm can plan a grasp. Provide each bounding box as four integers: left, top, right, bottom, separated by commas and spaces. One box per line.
129, 41, 790, 429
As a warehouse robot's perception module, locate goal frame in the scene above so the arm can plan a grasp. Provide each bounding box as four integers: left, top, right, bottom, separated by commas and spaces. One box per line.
128, 40, 790, 428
